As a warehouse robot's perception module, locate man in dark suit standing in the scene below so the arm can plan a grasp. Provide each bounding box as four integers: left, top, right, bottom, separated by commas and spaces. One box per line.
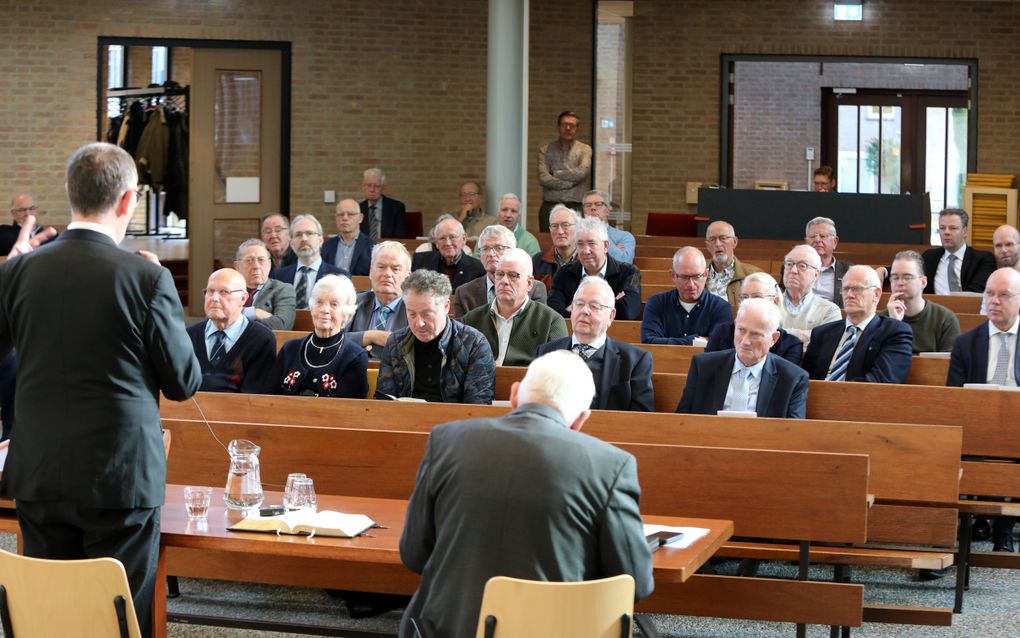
678, 298, 809, 418
359, 167, 408, 239
399, 349, 654, 638
538, 277, 653, 411
271, 214, 350, 309
547, 217, 642, 320
922, 208, 997, 294
801, 265, 913, 383
0, 142, 202, 637
321, 198, 374, 276
410, 215, 485, 292
347, 241, 412, 358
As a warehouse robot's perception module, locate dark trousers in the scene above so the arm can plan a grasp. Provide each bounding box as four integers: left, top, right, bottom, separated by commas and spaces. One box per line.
16, 500, 161, 638
538, 200, 583, 232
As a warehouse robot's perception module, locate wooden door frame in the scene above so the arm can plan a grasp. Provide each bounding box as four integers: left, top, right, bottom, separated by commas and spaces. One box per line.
95, 36, 292, 223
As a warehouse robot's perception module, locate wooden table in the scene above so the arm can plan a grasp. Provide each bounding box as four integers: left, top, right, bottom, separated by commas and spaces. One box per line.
155, 485, 733, 637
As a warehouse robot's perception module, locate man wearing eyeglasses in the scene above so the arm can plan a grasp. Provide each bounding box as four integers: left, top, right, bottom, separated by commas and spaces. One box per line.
359, 167, 409, 239
453, 225, 546, 318
187, 268, 276, 393
704, 220, 761, 303
779, 245, 842, 344
411, 215, 485, 293
322, 198, 374, 276
922, 208, 996, 295
802, 216, 853, 307
0, 194, 57, 256
801, 265, 912, 383
455, 181, 495, 239
271, 214, 349, 309
462, 248, 566, 367
641, 246, 730, 345
533, 204, 580, 289
537, 110, 592, 232
233, 238, 296, 330
880, 250, 959, 353
260, 213, 297, 272
582, 190, 634, 263
538, 277, 653, 411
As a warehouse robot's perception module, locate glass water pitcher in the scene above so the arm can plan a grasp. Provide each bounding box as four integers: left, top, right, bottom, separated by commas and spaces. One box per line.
224, 439, 264, 510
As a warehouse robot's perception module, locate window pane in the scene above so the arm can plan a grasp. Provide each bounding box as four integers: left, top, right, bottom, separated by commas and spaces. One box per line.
858, 107, 879, 194
152, 46, 168, 84
837, 105, 859, 192
879, 106, 901, 194
214, 70, 262, 204
947, 107, 968, 208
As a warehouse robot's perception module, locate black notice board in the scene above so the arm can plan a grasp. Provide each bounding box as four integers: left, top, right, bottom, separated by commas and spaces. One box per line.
697, 189, 931, 244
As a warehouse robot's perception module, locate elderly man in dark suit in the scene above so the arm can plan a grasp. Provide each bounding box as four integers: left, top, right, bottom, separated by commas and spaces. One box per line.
234, 238, 296, 330
0, 142, 201, 637
399, 349, 654, 638
678, 298, 809, 418
705, 272, 804, 365
453, 224, 546, 317
359, 167, 408, 239
347, 241, 412, 358
410, 215, 485, 292
922, 208, 997, 294
538, 277, 654, 411
271, 214, 350, 309
803, 216, 853, 307
801, 265, 913, 383
547, 217, 642, 320
322, 198, 374, 276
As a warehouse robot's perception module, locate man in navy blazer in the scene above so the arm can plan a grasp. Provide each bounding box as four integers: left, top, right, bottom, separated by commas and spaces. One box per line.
321, 198, 374, 276
359, 167, 408, 239
677, 298, 809, 418
922, 208, 996, 294
271, 214, 350, 308
947, 268, 1020, 387
801, 266, 913, 383
537, 277, 653, 411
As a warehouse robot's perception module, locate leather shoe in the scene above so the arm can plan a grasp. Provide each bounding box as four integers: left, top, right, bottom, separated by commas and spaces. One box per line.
993, 542, 1015, 553
737, 558, 761, 577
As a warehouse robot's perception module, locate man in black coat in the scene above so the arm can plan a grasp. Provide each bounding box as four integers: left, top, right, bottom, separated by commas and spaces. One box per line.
0, 143, 201, 637
922, 208, 996, 294
410, 215, 485, 292
360, 167, 408, 239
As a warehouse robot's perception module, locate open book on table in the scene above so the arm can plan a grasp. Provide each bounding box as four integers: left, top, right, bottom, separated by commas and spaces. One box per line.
229, 509, 375, 538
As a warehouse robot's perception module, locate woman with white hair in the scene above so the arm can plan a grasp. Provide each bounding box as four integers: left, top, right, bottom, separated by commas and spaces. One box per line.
266, 274, 369, 398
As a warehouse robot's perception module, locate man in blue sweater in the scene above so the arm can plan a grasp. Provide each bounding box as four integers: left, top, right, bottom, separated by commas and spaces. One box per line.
641, 246, 732, 345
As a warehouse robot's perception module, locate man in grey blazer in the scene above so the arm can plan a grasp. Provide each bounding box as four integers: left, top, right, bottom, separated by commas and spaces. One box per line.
234, 238, 296, 330
0, 143, 202, 637
453, 224, 547, 317
399, 350, 654, 638
346, 241, 411, 357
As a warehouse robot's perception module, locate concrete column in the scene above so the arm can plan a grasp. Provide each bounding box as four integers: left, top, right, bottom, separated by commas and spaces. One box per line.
486, 0, 529, 225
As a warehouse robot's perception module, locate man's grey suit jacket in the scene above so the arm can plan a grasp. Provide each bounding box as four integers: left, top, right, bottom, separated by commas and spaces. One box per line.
346, 290, 408, 358
452, 275, 548, 318
252, 278, 296, 330
399, 402, 654, 638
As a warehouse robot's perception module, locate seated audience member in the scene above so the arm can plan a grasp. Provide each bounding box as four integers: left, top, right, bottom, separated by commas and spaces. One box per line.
582, 190, 634, 263
548, 217, 642, 320
947, 267, 1020, 552
375, 269, 495, 403
780, 244, 842, 344
801, 265, 913, 383
641, 246, 731, 345
271, 214, 350, 309
261, 213, 296, 271
880, 250, 960, 353
533, 204, 579, 289
321, 198, 374, 276
706, 272, 804, 365
993, 224, 1020, 271
803, 216, 853, 307
359, 167, 408, 239
399, 349, 654, 638
678, 298, 809, 418
233, 238, 296, 330
0, 194, 57, 255
266, 275, 368, 398
462, 248, 566, 366
813, 165, 836, 192
453, 225, 547, 317
411, 214, 485, 292
486, 192, 539, 257
188, 268, 276, 393
704, 220, 761, 303
923, 208, 996, 294
538, 277, 654, 411
347, 241, 412, 358
456, 181, 495, 239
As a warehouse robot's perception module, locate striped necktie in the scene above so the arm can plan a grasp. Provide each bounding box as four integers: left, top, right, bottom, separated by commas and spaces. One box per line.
375, 306, 391, 331
990, 332, 1012, 385
368, 204, 381, 239
826, 325, 859, 382
295, 266, 311, 309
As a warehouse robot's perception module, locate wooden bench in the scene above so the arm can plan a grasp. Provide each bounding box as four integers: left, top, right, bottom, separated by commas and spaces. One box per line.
160, 416, 871, 631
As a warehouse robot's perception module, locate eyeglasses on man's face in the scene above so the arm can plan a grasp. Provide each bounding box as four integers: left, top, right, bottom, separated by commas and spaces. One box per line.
784, 260, 819, 273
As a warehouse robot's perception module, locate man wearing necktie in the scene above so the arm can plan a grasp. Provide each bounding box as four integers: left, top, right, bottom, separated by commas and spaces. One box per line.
233, 238, 296, 330
347, 241, 413, 358
269, 214, 349, 309
358, 167, 409, 239
801, 265, 913, 383
677, 298, 808, 418
922, 208, 996, 294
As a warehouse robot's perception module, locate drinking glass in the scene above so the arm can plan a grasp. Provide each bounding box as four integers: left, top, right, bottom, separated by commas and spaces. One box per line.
290, 477, 317, 512
283, 473, 308, 510
183, 486, 212, 519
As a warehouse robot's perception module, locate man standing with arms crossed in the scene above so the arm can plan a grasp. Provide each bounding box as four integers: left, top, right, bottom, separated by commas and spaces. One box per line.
0, 142, 201, 637
537, 110, 592, 232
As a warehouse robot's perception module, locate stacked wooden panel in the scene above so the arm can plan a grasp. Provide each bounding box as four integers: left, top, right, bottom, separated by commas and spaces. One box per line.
963, 173, 1016, 248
